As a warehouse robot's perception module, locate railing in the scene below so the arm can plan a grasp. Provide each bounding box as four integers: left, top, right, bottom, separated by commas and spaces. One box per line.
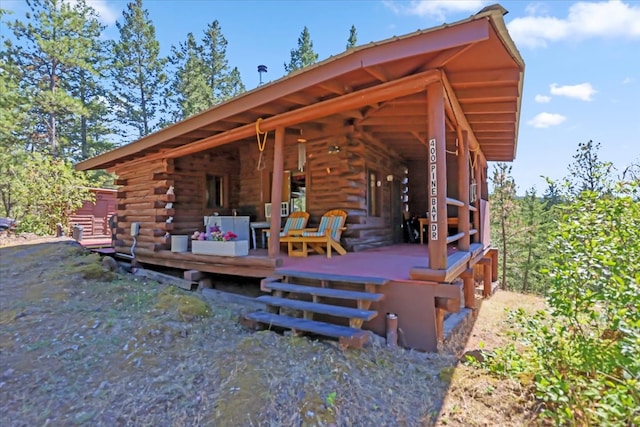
445, 197, 478, 245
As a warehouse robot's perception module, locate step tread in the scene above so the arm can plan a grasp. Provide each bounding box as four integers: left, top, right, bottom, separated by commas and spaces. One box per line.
266, 282, 384, 302
244, 311, 368, 339
256, 295, 377, 321
275, 269, 389, 285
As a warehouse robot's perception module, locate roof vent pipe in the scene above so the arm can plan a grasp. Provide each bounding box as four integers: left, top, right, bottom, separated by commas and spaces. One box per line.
258, 65, 267, 86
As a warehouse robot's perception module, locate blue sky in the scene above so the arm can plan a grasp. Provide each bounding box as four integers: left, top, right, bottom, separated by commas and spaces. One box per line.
3, 0, 640, 194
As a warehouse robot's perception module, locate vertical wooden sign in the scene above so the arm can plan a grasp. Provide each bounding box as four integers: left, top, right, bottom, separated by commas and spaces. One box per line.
429, 138, 438, 241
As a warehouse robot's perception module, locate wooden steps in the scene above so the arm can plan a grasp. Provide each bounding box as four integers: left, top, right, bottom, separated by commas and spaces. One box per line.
243, 311, 368, 344
243, 277, 386, 348
256, 295, 377, 321
264, 281, 384, 302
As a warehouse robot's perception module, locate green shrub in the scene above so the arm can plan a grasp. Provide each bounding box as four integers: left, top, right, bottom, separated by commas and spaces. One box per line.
486, 184, 640, 426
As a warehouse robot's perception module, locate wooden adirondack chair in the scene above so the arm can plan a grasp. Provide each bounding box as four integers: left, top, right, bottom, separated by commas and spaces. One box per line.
285, 209, 347, 258
265, 211, 310, 248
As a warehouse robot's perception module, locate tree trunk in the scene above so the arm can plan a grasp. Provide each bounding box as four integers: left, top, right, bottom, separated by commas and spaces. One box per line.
49, 60, 58, 157
522, 235, 532, 293
501, 212, 507, 289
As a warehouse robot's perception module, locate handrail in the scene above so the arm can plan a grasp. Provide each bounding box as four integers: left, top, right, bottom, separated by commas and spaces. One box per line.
446, 232, 465, 244
469, 229, 477, 235
469, 205, 477, 212
446, 197, 464, 207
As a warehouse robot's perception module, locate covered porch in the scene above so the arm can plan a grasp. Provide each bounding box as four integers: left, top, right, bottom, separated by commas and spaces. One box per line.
76, 5, 523, 350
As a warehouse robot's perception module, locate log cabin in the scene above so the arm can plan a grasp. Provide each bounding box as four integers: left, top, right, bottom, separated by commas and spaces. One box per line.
76, 5, 524, 351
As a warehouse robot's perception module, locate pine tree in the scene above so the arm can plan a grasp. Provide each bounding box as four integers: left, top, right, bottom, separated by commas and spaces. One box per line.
0, 10, 31, 150
346, 25, 357, 50
202, 20, 245, 104
284, 26, 319, 74
63, 5, 113, 161
490, 163, 517, 290
6, 0, 105, 158
566, 140, 613, 197
168, 21, 245, 120
111, 0, 167, 140
518, 187, 549, 294
170, 33, 211, 119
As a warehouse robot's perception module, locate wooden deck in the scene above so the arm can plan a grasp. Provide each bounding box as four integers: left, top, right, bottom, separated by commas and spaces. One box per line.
278, 244, 444, 283
79, 235, 112, 248
123, 243, 486, 284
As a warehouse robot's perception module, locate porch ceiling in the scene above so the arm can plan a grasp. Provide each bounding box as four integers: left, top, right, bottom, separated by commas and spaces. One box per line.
76, 5, 524, 171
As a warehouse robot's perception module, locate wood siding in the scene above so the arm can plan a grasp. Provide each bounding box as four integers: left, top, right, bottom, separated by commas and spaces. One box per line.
113, 158, 174, 254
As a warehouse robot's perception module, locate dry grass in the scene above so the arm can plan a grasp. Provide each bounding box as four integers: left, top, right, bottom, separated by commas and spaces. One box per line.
0, 239, 543, 426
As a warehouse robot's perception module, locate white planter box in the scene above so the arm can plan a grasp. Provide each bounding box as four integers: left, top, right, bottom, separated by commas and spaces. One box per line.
191, 240, 249, 256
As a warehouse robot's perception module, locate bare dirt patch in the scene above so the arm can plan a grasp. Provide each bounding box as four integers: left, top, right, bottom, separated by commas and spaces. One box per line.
0, 239, 541, 426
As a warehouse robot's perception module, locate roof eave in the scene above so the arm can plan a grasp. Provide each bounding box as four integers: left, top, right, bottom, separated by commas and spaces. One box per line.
77, 9, 510, 171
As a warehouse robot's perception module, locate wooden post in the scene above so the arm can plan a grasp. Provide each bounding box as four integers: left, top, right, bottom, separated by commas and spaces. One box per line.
461, 268, 475, 309
473, 150, 482, 244
483, 259, 492, 297
268, 126, 285, 258
427, 83, 448, 270
457, 128, 470, 251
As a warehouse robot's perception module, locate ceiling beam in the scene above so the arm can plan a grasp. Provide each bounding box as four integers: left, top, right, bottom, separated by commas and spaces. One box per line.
441, 70, 482, 157
363, 66, 389, 82
317, 80, 350, 95
456, 86, 519, 103
467, 113, 516, 123
471, 123, 515, 132
463, 102, 517, 114
424, 44, 473, 68
448, 68, 521, 88
155, 69, 441, 160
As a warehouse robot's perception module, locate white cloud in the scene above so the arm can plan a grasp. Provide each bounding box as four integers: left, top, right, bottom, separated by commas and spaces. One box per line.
528, 112, 567, 128
508, 0, 640, 48
535, 94, 551, 103
65, 0, 118, 25
550, 83, 597, 101
383, 0, 488, 21
91, 0, 118, 25
524, 2, 551, 15
622, 77, 634, 84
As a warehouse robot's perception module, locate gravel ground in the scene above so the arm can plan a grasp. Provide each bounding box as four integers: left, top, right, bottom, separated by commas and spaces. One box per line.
0, 238, 539, 426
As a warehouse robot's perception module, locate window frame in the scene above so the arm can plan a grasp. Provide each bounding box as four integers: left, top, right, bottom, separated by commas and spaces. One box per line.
204, 174, 227, 209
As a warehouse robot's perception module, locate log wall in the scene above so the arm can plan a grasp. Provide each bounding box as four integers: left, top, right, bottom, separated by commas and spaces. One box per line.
113, 158, 174, 254
113, 129, 409, 255
171, 148, 241, 236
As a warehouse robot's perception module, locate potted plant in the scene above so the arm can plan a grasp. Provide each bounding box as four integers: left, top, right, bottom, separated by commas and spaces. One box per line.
191, 225, 248, 256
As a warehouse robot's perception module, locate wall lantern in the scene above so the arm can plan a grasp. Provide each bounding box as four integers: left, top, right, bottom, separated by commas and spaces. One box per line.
386, 174, 393, 182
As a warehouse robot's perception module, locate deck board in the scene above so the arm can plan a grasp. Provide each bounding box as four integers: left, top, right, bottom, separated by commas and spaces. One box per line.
256, 295, 377, 320
244, 311, 369, 339
264, 282, 384, 302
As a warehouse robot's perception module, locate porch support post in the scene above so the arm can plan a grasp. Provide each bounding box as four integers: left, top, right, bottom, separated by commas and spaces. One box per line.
268, 126, 285, 258
427, 82, 448, 270
472, 150, 481, 244
457, 128, 470, 251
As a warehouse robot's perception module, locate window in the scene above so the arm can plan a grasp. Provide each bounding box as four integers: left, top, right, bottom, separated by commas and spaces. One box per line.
368, 169, 381, 217
205, 174, 224, 209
